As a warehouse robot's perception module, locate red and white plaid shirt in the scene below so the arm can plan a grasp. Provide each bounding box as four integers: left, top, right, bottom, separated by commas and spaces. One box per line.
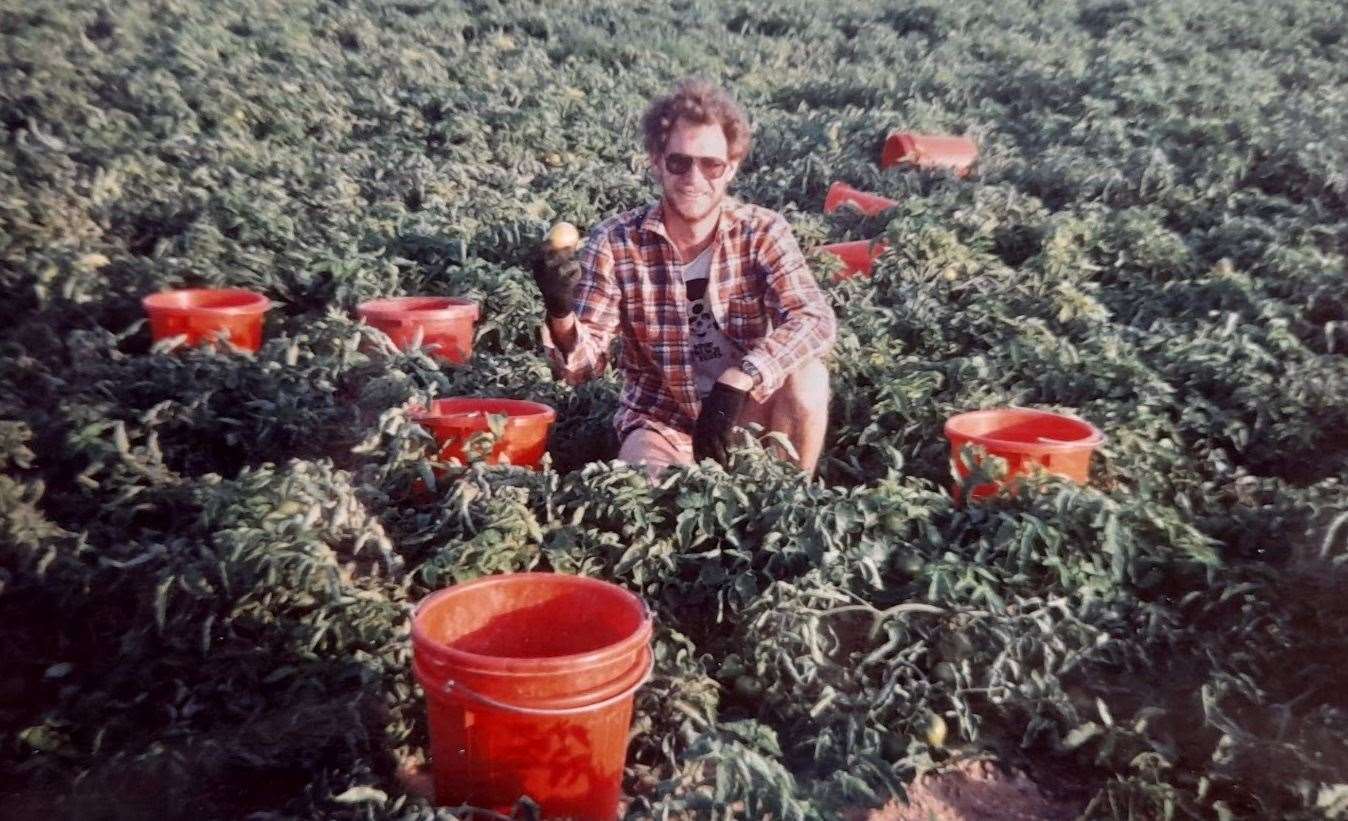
543, 197, 837, 448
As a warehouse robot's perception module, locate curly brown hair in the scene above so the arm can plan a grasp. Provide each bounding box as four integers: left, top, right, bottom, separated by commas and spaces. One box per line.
640, 78, 753, 163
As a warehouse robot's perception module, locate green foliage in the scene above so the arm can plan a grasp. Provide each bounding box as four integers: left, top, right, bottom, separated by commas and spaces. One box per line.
2, 0, 1347, 818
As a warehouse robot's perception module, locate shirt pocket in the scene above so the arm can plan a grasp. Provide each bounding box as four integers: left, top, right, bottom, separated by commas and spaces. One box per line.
724, 293, 770, 340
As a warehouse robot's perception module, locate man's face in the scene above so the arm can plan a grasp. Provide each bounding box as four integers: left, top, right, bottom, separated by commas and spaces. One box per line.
649, 118, 739, 224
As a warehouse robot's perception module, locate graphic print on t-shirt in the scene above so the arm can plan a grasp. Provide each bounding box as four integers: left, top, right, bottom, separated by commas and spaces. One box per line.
682, 245, 738, 398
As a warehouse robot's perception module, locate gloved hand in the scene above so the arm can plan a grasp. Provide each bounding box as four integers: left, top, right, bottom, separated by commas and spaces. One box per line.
528, 241, 582, 318
693, 382, 748, 464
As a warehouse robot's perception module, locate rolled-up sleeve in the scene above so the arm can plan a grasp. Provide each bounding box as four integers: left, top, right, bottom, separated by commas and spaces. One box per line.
741, 215, 837, 402
541, 234, 620, 385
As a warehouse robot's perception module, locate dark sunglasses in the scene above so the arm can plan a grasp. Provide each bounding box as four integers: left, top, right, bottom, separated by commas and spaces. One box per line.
664, 152, 730, 180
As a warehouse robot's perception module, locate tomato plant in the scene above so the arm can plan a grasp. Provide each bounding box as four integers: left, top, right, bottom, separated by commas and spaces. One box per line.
2, 0, 1346, 818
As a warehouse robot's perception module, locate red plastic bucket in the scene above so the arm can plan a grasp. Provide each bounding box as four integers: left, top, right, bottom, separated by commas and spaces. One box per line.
824, 181, 900, 216
945, 408, 1104, 499
412, 398, 556, 469
412, 573, 653, 819
357, 297, 480, 364
881, 132, 978, 177
142, 288, 271, 351
821, 239, 888, 280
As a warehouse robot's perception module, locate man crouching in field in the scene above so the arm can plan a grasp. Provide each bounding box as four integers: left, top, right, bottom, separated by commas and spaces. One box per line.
529, 78, 836, 478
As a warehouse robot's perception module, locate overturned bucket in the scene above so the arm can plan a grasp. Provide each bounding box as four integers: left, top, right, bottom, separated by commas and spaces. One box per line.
820, 239, 889, 280
945, 407, 1104, 500
412, 573, 653, 820
142, 288, 272, 351
881, 132, 978, 177
824, 181, 900, 216
357, 296, 480, 364
412, 398, 556, 469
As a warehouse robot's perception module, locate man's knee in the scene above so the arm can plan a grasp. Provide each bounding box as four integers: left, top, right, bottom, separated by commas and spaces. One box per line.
618, 427, 691, 480
783, 358, 830, 414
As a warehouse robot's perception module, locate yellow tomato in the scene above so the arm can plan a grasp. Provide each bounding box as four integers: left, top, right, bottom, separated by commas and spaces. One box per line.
925, 713, 948, 748
547, 221, 580, 252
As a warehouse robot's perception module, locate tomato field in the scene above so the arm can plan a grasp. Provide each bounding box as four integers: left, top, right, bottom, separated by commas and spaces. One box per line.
3, 0, 1347, 818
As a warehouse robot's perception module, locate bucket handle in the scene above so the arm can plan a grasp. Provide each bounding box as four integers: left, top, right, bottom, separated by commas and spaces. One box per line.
1036, 436, 1064, 468
1036, 436, 1077, 445
441, 653, 654, 717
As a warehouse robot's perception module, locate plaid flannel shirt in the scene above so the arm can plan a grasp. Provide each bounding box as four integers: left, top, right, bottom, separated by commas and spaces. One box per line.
542, 197, 837, 449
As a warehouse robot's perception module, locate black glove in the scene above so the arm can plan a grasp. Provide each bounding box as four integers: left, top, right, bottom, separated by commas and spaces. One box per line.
528, 242, 582, 318
693, 382, 748, 464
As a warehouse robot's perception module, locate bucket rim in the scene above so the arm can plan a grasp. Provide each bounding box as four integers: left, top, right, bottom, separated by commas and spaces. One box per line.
820, 238, 888, 252
142, 288, 272, 315
410, 398, 557, 426
824, 181, 899, 215
411, 572, 653, 676
357, 296, 480, 323
944, 407, 1105, 451
414, 645, 653, 713
882, 131, 919, 167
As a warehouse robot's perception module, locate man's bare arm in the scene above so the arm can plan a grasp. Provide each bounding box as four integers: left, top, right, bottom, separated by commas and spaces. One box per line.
547, 312, 578, 355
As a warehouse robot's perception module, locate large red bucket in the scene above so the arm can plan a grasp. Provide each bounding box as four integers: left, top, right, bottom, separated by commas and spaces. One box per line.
881, 132, 978, 177
357, 297, 480, 364
824, 181, 900, 216
142, 288, 271, 351
412, 573, 653, 820
412, 398, 556, 469
945, 408, 1104, 499
820, 239, 889, 280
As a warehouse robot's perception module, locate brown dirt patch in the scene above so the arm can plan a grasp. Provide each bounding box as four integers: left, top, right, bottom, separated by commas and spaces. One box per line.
849, 757, 1084, 821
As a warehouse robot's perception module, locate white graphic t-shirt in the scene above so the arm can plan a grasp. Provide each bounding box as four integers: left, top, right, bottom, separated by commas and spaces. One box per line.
682, 244, 740, 398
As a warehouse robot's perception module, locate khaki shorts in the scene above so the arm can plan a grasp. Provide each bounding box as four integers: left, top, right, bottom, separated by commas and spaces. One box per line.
617, 394, 772, 479
617, 358, 825, 479
617, 427, 692, 479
